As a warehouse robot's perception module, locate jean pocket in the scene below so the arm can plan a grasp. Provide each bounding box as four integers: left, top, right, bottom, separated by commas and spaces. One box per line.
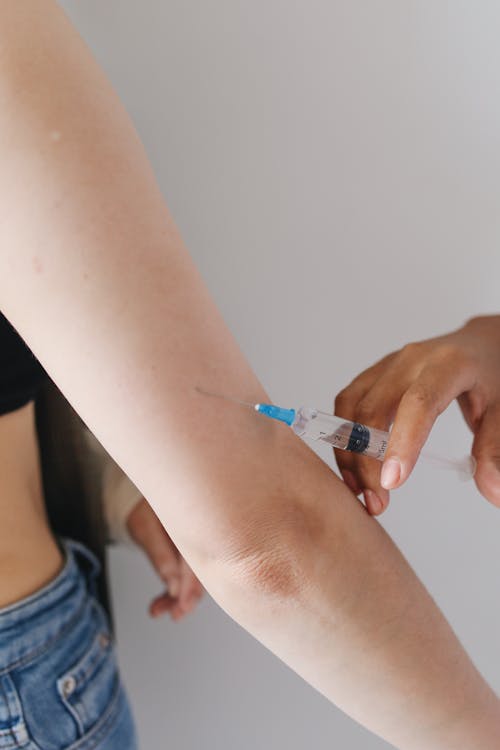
56, 603, 120, 738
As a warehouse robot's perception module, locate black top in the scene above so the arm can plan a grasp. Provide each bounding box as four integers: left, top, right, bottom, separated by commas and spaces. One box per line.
0, 311, 50, 416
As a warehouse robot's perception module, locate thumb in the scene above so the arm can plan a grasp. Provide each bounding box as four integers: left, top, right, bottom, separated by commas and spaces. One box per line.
471, 403, 500, 508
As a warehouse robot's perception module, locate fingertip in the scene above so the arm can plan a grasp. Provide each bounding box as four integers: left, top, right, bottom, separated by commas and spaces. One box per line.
363, 487, 391, 516
363, 489, 382, 515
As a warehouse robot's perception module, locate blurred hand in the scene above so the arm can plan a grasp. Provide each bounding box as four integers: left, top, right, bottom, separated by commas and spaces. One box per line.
334, 315, 500, 516
126, 498, 205, 621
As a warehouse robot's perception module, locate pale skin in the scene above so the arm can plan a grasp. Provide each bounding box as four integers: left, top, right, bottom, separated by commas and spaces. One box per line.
0, 3, 499, 749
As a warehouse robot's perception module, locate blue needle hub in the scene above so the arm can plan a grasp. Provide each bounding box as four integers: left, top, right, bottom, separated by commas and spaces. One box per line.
255, 403, 296, 426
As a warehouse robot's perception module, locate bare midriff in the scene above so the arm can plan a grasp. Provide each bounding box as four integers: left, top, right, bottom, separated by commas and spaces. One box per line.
0, 400, 64, 609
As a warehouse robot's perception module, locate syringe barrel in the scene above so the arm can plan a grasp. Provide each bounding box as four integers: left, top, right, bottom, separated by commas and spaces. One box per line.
292, 407, 389, 461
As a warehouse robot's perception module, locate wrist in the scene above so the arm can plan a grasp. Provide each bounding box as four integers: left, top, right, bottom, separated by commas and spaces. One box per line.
102, 456, 142, 545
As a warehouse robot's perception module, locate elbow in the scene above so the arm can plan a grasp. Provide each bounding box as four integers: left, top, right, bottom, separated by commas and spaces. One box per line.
223, 540, 304, 602
213, 493, 324, 602
177, 432, 351, 605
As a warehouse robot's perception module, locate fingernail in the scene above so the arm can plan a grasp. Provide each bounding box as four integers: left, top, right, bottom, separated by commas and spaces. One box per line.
381, 457, 401, 490
364, 489, 382, 514
168, 577, 180, 597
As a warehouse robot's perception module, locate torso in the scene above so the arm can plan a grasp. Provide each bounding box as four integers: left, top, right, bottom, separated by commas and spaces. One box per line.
0, 400, 64, 608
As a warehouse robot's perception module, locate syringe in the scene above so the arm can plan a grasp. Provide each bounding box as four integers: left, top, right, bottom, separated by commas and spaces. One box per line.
255, 403, 476, 481
194, 388, 476, 481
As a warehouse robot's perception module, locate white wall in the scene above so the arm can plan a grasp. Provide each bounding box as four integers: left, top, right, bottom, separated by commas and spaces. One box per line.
62, 2, 500, 747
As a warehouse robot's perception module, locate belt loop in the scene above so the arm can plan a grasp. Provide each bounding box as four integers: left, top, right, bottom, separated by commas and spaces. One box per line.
61, 537, 102, 597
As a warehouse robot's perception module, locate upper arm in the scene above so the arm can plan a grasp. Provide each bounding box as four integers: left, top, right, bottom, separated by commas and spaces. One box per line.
0, 0, 334, 579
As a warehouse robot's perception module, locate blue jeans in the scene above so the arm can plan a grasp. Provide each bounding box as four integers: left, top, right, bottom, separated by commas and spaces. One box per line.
0, 537, 139, 750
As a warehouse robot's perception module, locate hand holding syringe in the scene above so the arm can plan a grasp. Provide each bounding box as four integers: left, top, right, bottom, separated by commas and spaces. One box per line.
254, 403, 476, 481
197, 388, 476, 482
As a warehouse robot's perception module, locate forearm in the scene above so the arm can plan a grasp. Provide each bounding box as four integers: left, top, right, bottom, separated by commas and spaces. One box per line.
211, 461, 500, 749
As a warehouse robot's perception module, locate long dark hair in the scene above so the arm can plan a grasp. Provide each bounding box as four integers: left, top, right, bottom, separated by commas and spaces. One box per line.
34, 379, 114, 631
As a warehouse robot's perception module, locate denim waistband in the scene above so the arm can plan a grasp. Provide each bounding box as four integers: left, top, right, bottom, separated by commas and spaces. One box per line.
0, 538, 102, 674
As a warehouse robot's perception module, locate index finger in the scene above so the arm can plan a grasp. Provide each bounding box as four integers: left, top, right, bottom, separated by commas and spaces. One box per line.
381, 356, 476, 490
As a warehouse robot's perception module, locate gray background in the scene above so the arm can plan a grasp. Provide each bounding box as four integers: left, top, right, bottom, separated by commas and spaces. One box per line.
61, 2, 500, 748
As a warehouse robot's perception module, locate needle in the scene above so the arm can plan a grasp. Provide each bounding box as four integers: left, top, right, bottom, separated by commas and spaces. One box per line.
195, 386, 256, 409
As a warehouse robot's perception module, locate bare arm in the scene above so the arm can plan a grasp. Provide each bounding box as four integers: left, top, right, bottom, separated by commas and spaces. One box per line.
0, 3, 498, 748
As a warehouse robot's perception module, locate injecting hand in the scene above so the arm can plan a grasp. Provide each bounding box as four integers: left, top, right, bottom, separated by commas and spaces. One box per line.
333, 315, 500, 515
